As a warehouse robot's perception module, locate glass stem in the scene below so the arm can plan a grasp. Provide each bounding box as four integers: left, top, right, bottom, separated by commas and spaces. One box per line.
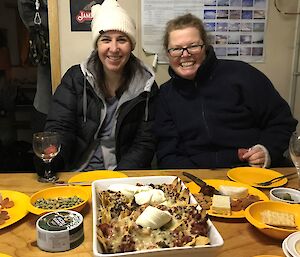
44, 161, 52, 179
296, 167, 300, 189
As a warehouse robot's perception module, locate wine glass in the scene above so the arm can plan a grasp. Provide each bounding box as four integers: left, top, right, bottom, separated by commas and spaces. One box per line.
33, 132, 61, 183
289, 130, 300, 188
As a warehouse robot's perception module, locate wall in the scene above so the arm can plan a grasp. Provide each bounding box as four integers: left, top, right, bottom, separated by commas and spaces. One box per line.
57, 0, 141, 75
57, 0, 299, 108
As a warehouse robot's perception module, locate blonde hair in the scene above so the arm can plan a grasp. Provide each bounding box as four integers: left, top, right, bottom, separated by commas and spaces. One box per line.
163, 13, 208, 51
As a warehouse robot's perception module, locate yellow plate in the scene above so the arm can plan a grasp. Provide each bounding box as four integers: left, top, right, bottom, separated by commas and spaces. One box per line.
227, 167, 288, 188
245, 201, 300, 240
186, 179, 269, 218
28, 186, 90, 215
0, 190, 29, 229
68, 170, 128, 184
0, 254, 12, 257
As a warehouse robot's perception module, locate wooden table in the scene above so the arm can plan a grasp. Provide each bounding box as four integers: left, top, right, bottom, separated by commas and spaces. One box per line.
0, 168, 298, 257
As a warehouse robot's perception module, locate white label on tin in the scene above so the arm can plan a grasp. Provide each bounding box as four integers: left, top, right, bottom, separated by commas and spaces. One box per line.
37, 231, 70, 252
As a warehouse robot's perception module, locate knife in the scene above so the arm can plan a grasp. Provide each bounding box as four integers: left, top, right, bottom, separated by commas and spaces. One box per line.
183, 172, 207, 187
54, 181, 92, 186
183, 172, 219, 196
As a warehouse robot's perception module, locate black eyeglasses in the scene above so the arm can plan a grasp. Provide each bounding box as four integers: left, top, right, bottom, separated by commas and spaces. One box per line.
167, 44, 205, 57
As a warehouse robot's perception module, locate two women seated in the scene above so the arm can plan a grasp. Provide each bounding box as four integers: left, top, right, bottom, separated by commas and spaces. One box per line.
43, 0, 297, 174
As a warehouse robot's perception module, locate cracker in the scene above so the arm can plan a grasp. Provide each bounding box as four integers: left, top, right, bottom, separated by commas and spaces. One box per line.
295, 240, 300, 255
261, 210, 296, 228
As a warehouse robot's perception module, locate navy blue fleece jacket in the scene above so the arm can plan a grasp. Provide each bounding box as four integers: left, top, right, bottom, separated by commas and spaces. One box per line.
154, 46, 297, 169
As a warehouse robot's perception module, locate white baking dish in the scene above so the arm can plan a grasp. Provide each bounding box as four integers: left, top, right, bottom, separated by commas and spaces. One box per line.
92, 176, 224, 257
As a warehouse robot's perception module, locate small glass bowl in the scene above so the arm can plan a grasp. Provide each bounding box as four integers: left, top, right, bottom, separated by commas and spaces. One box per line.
269, 187, 300, 204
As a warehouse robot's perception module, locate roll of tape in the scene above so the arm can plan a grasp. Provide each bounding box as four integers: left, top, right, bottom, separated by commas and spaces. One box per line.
36, 210, 84, 252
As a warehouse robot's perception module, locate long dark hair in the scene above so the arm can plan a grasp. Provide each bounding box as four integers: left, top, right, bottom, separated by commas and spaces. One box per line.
88, 51, 144, 98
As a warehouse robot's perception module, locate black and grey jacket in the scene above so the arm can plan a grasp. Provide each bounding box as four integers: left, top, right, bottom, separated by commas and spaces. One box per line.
45, 52, 158, 171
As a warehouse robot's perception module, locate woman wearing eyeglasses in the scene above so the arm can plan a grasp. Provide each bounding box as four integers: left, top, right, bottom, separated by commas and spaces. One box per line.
154, 13, 297, 169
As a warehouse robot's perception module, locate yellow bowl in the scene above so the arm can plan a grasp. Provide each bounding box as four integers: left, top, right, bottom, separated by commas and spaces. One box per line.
245, 201, 300, 240
28, 186, 90, 215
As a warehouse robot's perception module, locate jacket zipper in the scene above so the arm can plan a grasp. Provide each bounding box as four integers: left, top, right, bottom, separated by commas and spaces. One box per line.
115, 95, 148, 160
197, 80, 210, 140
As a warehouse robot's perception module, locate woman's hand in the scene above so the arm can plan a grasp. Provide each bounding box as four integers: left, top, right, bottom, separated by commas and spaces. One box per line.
238, 145, 270, 168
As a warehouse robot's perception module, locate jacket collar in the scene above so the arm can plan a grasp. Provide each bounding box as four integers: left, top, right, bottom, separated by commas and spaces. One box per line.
79, 50, 156, 123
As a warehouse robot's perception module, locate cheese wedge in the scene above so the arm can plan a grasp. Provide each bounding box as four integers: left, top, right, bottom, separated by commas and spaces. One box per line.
219, 185, 248, 199
261, 210, 296, 228
211, 195, 231, 215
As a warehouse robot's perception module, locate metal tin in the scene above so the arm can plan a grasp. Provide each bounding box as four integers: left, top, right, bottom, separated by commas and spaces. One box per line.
36, 210, 84, 252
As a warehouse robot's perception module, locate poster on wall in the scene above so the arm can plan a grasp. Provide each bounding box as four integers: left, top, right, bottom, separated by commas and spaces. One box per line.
70, 0, 104, 31
141, 0, 268, 63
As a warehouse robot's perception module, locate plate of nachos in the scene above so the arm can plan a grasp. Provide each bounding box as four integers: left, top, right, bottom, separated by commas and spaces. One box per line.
92, 176, 223, 257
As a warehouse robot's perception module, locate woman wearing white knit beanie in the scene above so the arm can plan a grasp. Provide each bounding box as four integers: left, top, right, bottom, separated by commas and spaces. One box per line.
40, 0, 158, 174
91, 0, 136, 50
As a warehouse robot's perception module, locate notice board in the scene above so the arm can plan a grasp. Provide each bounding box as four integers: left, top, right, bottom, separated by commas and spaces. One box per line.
141, 0, 268, 63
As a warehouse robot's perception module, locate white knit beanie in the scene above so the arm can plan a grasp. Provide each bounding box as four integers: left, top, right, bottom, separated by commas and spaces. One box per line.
91, 0, 136, 49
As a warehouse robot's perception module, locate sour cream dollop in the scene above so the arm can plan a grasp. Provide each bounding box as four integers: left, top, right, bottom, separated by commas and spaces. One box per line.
135, 206, 172, 229
107, 184, 152, 198
134, 189, 166, 205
